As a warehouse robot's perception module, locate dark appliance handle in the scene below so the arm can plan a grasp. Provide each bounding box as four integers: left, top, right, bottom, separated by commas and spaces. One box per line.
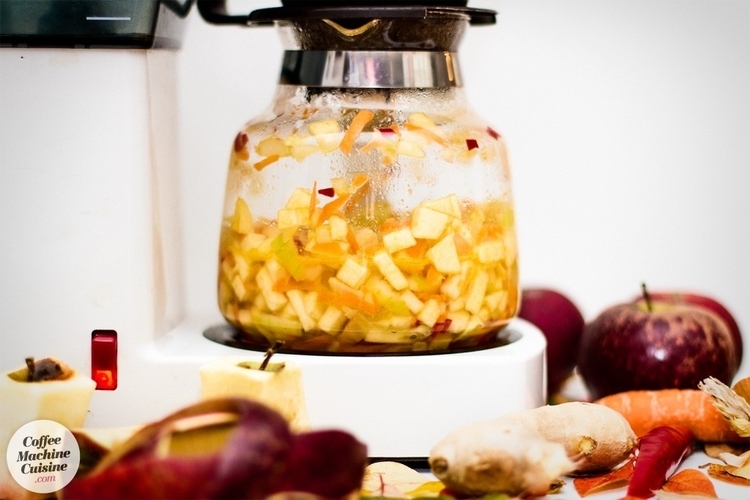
197, 0, 253, 26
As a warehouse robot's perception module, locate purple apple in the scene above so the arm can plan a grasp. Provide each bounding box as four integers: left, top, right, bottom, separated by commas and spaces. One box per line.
633, 290, 743, 371
578, 295, 738, 400
518, 288, 585, 396
277, 429, 368, 497
62, 398, 294, 500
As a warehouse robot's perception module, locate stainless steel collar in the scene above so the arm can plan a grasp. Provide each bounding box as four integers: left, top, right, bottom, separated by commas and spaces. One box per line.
280, 50, 462, 88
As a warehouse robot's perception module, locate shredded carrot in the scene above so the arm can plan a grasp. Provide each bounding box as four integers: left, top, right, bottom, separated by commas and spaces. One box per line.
307, 242, 348, 267
317, 289, 380, 316
316, 193, 350, 225
253, 154, 279, 171
378, 217, 407, 234
309, 180, 318, 221
273, 278, 318, 293
340, 109, 374, 156
350, 172, 369, 192
595, 389, 744, 443
345, 227, 360, 254
404, 239, 429, 258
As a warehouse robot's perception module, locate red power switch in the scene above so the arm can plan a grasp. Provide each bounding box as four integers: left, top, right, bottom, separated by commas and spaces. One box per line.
91, 330, 117, 390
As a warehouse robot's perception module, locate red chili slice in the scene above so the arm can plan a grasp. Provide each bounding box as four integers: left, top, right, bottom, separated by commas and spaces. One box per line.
487, 127, 501, 140
317, 187, 335, 198
466, 139, 479, 150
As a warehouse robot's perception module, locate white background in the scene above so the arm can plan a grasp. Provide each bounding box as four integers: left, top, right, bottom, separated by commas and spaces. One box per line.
175, 0, 750, 375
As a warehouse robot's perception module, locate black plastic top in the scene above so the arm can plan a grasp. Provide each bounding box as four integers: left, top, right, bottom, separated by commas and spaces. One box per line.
0, 0, 193, 49
197, 0, 495, 27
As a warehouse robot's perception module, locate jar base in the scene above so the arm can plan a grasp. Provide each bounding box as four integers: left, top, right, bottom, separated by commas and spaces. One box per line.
203, 321, 517, 356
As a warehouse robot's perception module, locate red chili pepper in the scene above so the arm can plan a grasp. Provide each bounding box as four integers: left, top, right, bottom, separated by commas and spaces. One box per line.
317, 187, 335, 198
625, 425, 695, 499
466, 138, 479, 150
486, 126, 501, 140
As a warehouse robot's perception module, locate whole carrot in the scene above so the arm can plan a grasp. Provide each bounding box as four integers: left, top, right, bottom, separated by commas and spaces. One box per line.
594, 389, 742, 443
625, 424, 695, 499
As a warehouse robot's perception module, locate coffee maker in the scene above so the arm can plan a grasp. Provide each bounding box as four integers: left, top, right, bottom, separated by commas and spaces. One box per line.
0, 0, 546, 459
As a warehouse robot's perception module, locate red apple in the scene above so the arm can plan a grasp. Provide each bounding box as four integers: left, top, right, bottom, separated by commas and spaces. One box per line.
578, 296, 738, 400
62, 398, 368, 500
633, 291, 742, 371
518, 288, 585, 396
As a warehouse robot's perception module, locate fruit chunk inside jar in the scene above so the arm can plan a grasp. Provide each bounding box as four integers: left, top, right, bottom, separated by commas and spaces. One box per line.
218, 181, 518, 353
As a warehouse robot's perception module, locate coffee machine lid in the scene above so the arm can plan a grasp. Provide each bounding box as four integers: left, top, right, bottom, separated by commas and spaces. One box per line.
198, 0, 496, 27
0, 0, 194, 49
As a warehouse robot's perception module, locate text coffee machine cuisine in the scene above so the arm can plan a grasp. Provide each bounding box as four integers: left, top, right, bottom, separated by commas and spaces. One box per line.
0, 0, 545, 465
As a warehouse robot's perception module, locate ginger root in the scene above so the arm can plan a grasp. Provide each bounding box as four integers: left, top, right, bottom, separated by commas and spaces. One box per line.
429, 419, 575, 497
428, 402, 637, 497
504, 402, 637, 474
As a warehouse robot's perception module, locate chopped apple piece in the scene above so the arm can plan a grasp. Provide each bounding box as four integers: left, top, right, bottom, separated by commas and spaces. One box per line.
474, 240, 504, 264
240, 232, 267, 251
255, 266, 288, 312
309, 118, 341, 136
460, 314, 485, 337
440, 274, 463, 300
231, 275, 247, 301
396, 140, 425, 158
256, 136, 289, 158
417, 298, 442, 328
364, 276, 409, 315
233, 254, 251, 281
309, 119, 342, 153
330, 177, 348, 195
285, 134, 320, 161
317, 305, 347, 334
485, 290, 509, 314
426, 234, 461, 274
465, 269, 489, 315
372, 250, 408, 291
336, 257, 370, 289
286, 289, 317, 332
340, 313, 369, 343
446, 310, 471, 333
312, 225, 332, 246
423, 194, 462, 218
285, 188, 313, 209
230, 198, 253, 235
303, 291, 326, 320
329, 215, 349, 241
407, 112, 436, 129
400, 289, 425, 315
353, 227, 379, 251
277, 207, 310, 229
383, 227, 417, 254
411, 206, 451, 240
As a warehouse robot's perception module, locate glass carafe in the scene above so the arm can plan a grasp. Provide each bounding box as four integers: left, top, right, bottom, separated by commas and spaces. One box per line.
212, 2, 519, 354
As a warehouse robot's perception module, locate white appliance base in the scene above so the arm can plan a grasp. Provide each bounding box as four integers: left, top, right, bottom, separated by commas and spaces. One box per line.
86, 316, 547, 459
